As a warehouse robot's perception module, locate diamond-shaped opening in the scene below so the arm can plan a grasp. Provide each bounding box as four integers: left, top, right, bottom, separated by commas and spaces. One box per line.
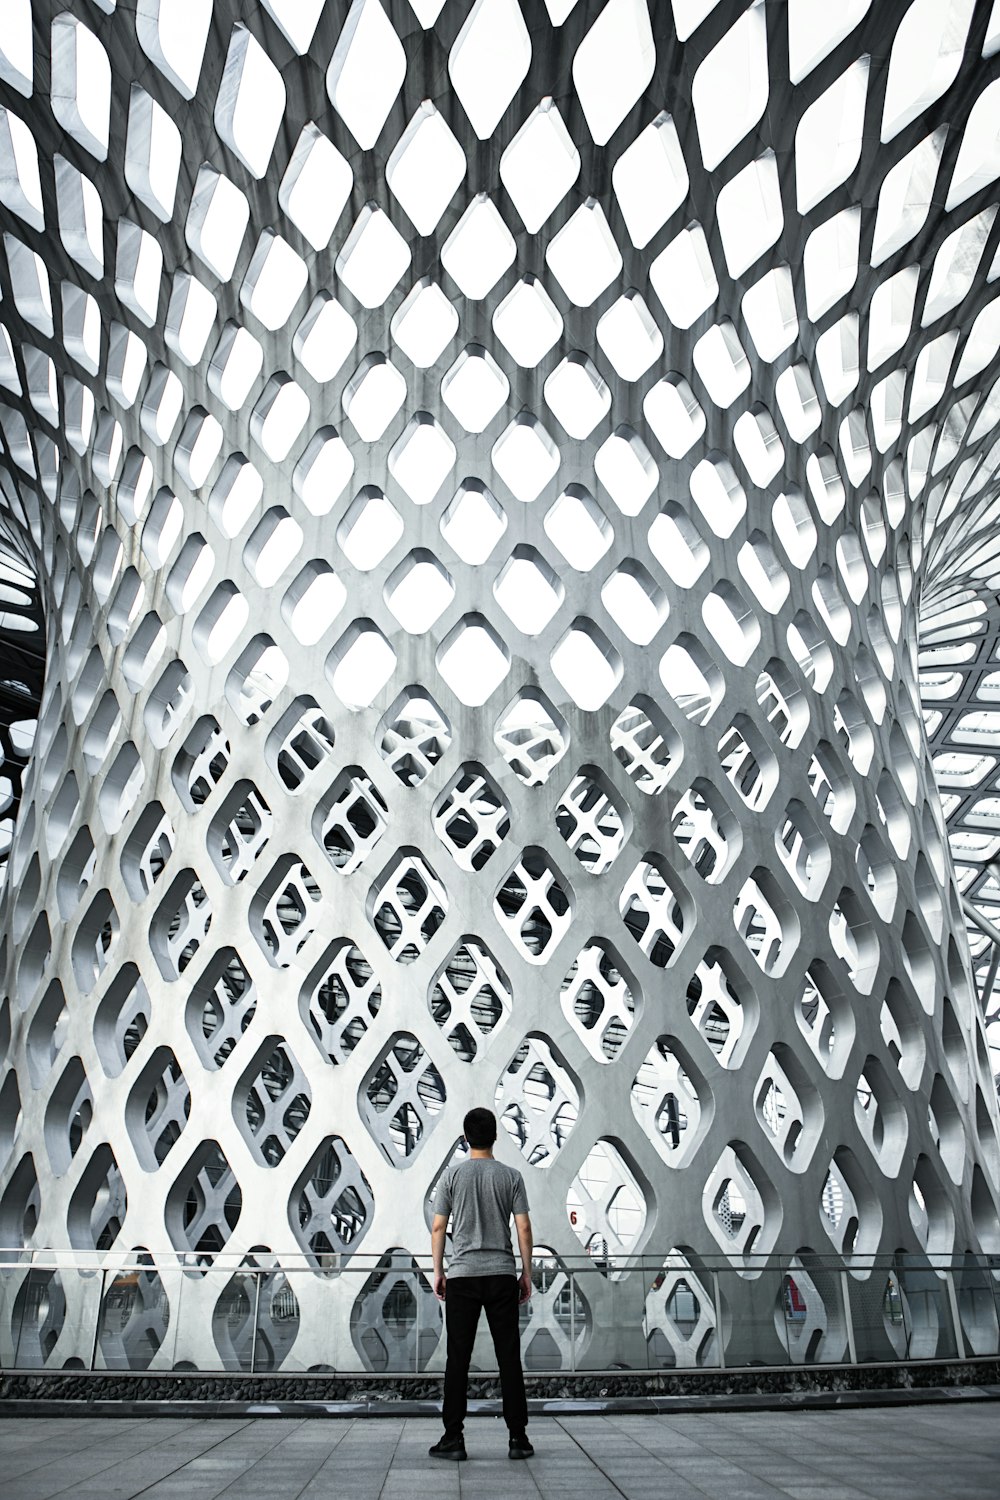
442, 192, 516, 300
496, 847, 572, 962
556, 768, 630, 875
377, 687, 452, 787
492, 412, 560, 503
573, 0, 654, 145
149, 870, 212, 981
327, 0, 406, 149
68, 1144, 126, 1253
0, 0, 34, 98
735, 870, 799, 979
562, 939, 637, 1061
830, 887, 881, 995
650, 223, 718, 330
164, 270, 215, 366
742, 264, 799, 363
168, 1141, 242, 1265
436, 613, 510, 706
107, 321, 149, 408
266, 698, 336, 794
692, 2, 768, 170
546, 199, 622, 307
115, 219, 163, 328
55, 155, 104, 278
611, 694, 683, 796
279, 122, 352, 251
250, 374, 309, 463
776, 798, 832, 901
595, 425, 658, 516
441, 345, 510, 433
392, 278, 459, 368
431, 937, 511, 1058
337, 488, 404, 571
207, 781, 272, 886
620, 855, 690, 969
387, 412, 456, 504
631, 1035, 703, 1161
702, 581, 761, 668
206, 456, 262, 543
387, 100, 466, 235
497, 1034, 580, 1167
242, 1041, 311, 1166
492, 275, 563, 368
314, 767, 388, 875
544, 352, 611, 440
494, 545, 564, 636
240, 230, 306, 335
187, 949, 256, 1071
370, 852, 447, 962
449, 0, 531, 139
281, 561, 347, 648
500, 97, 579, 232
214, 23, 284, 178
440, 480, 508, 565
803, 207, 861, 324
250, 857, 321, 968
602, 560, 667, 646
717, 151, 783, 279
545, 486, 613, 571
597, 292, 664, 383
717, 715, 779, 812
327, 620, 397, 710
672, 779, 741, 885
881, 0, 971, 143
712, 1177, 747, 1241
293, 1135, 374, 1262
51, 13, 111, 162
551, 618, 623, 710
343, 353, 407, 441
225, 636, 289, 727
658, 635, 724, 726
302, 942, 379, 1074
293, 293, 358, 384
336, 203, 411, 308
185, 164, 249, 281
495, 688, 571, 783
433, 763, 511, 870
692, 320, 751, 409
385, 550, 456, 634
872, 129, 945, 265
947, 79, 1000, 210
612, 110, 688, 249
207, 323, 262, 413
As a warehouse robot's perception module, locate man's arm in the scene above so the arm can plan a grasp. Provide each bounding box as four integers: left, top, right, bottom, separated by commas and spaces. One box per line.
514, 1211, 533, 1303
431, 1212, 448, 1301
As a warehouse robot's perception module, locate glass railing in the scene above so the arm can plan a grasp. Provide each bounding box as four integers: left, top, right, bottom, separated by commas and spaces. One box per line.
1, 1249, 997, 1375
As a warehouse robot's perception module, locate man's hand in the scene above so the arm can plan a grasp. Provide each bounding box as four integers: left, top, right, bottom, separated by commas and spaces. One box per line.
518, 1270, 532, 1304
434, 1271, 447, 1302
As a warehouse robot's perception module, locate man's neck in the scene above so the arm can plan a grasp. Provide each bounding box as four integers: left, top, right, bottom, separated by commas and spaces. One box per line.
469, 1148, 494, 1159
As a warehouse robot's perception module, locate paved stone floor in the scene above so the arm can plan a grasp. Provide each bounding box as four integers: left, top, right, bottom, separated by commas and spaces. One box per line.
0, 1404, 997, 1499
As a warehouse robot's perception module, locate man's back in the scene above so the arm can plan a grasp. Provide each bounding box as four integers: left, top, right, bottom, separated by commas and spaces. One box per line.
437, 1157, 528, 1277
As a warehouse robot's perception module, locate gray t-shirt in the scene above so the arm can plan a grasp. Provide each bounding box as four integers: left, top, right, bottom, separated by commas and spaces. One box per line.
436, 1158, 529, 1278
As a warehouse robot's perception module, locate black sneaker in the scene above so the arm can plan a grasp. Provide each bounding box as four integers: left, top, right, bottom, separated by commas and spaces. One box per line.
509, 1433, 534, 1459
429, 1434, 467, 1461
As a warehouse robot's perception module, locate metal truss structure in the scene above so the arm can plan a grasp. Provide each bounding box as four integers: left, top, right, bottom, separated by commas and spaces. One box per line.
1, 0, 1000, 1373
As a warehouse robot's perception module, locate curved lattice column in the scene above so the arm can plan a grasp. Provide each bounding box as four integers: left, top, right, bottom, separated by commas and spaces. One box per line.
0, 0, 999, 1372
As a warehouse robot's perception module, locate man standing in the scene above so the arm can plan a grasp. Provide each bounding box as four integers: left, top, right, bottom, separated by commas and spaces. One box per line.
428, 1105, 534, 1461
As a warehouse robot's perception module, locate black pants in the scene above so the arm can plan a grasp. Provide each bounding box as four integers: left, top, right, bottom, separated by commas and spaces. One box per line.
442, 1274, 527, 1437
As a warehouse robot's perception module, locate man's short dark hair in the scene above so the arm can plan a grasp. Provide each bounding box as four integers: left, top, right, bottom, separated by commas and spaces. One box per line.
463, 1107, 497, 1149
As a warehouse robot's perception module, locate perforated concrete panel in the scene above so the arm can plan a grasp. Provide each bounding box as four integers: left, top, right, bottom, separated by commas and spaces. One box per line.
1, 0, 1000, 1373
